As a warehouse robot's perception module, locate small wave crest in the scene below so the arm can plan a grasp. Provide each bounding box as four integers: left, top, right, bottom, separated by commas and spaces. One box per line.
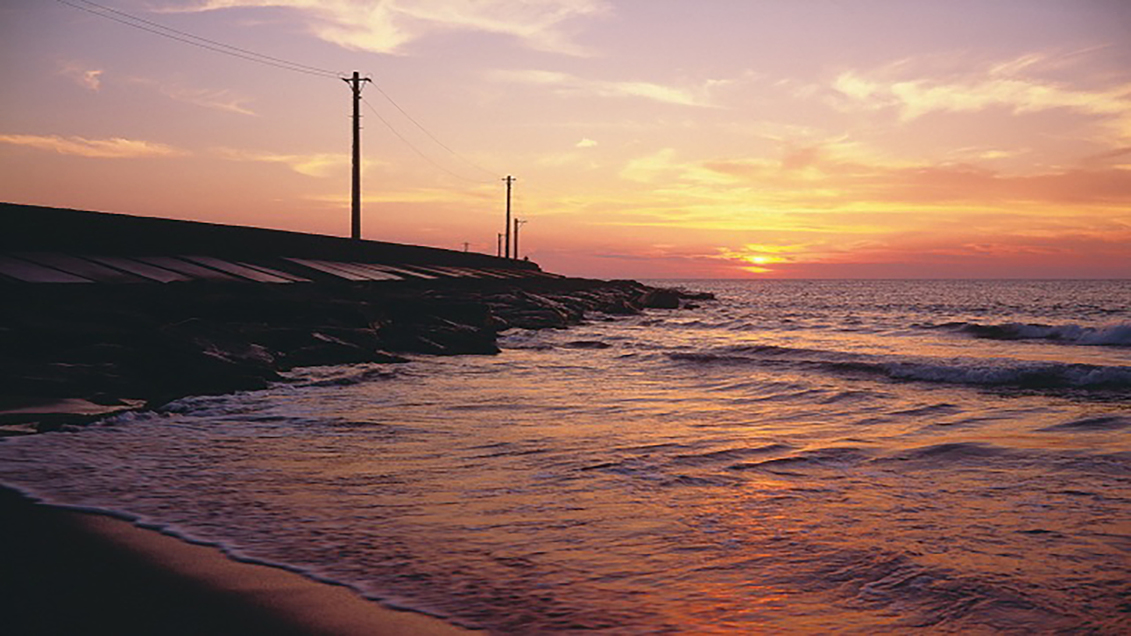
807, 550, 1072, 632
1039, 414, 1131, 432
729, 446, 873, 472
882, 442, 1012, 465
878, 360, 1131, 390
667, 343, 834, 366
284, 364, 399, 388
939, 321, 1131, 347
667, 342, 1131, 391
670, 443, 795, 466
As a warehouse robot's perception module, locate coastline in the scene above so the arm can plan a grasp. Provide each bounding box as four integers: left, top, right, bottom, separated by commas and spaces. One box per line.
1, 272, 711, 633
2, 277, 709, 433
0, 204, 714, 631
0, 486, 478, 635
1, 202, 710, 433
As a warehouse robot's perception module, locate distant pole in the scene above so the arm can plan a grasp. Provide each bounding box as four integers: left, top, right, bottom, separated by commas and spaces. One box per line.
343, 71, 371, 240
462, 241, 470, 253
502, 175, 515, 258
497, 233, 504, 258
514, 218, 527, 260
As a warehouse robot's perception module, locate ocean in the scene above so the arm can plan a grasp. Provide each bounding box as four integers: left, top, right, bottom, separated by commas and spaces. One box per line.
2, 279, 1129, 634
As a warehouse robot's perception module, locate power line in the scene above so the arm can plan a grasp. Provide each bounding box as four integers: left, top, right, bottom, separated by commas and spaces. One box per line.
55, 0, 342, 78
362, 97, 495, 184
370, 84, 500, 179
59, 0, 505, 195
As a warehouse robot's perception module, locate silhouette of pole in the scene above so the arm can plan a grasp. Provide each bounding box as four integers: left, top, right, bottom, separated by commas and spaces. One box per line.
497, 233, 504, 258
343, 71, 371, 240
502, 175, 515, 258
514, 218, 527, 260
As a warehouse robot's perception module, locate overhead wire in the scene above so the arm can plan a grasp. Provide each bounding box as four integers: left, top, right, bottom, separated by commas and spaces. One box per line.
369, 84, 501, 179
56, 0, 505, 184
55, 0, 342, 78
362, 97, 493, 185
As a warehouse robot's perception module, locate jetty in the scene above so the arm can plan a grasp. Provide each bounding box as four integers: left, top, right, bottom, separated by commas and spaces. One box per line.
0, 202, 550, 285
0, 202, 708, 432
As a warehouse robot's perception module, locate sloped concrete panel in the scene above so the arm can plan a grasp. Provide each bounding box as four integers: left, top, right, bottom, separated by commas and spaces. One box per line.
17, 253, 146, 284
85, 256, 192, 283
0, 256, 92, 283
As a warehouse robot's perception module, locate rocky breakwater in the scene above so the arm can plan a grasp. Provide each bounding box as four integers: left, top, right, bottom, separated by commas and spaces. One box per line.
0, 278, 711, 433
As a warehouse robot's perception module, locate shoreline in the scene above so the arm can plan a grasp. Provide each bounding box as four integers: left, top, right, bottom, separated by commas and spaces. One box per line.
2, 202, 712, 434
1, 275, 712, 632
2, 277, 710, 433
1, 207, 715, 633
0, 486, 479, 635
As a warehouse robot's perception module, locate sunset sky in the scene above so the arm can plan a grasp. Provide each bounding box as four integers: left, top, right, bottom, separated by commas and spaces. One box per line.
2, 0, 1129, 278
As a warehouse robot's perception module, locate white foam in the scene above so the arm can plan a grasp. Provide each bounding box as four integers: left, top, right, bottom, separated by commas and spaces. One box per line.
882, 360, 1131, 389
958, 322, 1131, 346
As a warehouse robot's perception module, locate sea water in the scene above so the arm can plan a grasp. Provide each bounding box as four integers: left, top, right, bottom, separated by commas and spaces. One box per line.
1, 280, 1129, 634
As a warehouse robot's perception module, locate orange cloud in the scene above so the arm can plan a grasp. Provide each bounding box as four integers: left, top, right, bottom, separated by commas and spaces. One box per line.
702, 149, 1131, 207
58, 62, 103, 90
0, 134, 185, 158
158, 85, 256, 116
714, 244, 810, 274
491, 70, 716, 107
216, 148, 349, 177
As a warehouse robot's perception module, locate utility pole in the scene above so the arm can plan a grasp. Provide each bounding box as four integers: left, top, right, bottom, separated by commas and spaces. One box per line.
462, 241, 470, 253
343, 71, 371, 240
502, 175, 515, 258
497, 233, 504, 258
514, 218, 527, 260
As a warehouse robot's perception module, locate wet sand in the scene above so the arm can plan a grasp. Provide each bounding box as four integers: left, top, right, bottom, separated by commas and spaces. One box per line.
0, 488, 477, 635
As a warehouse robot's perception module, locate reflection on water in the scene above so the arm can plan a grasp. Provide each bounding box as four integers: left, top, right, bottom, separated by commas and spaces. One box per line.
1, 280, 1129, 633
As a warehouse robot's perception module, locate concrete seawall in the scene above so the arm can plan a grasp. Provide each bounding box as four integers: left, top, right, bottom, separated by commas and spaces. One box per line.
1, 202, 710, 431
0, 202, 546, 285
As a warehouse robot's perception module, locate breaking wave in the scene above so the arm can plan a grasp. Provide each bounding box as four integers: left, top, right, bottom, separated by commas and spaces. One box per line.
938, 321, 1131, 347
877, 359, 1131, 390
667, 344, 1131, 391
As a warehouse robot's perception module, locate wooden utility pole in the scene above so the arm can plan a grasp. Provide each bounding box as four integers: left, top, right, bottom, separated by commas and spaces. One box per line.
514, 218, 527, 260
502, 175, 515, 258
343, 71, 371, 240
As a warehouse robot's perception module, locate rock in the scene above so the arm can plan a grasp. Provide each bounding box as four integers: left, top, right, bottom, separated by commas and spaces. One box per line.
282, 339, 406, 369
563, 341, 612, 349
382, 318, 500, 355
0, 276, 710, 422
639, 288, 681, 309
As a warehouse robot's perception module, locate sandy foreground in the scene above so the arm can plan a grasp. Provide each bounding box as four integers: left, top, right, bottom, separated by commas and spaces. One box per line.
0, 488, 478, 635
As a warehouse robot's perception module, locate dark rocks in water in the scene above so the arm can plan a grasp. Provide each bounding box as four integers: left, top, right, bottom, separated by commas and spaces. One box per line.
563, 341, 612, 350
0, 277, 710, 427
639, 288, 681, 309
382, 317, 501, 356
489, 291, 582, 329
278, 334, 407, 370
640, 287, 716, 309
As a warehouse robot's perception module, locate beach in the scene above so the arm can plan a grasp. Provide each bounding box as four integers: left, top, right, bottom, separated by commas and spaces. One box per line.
0, 487, 476, 635
1, 203, 712, 634
0, 264, 706, 633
